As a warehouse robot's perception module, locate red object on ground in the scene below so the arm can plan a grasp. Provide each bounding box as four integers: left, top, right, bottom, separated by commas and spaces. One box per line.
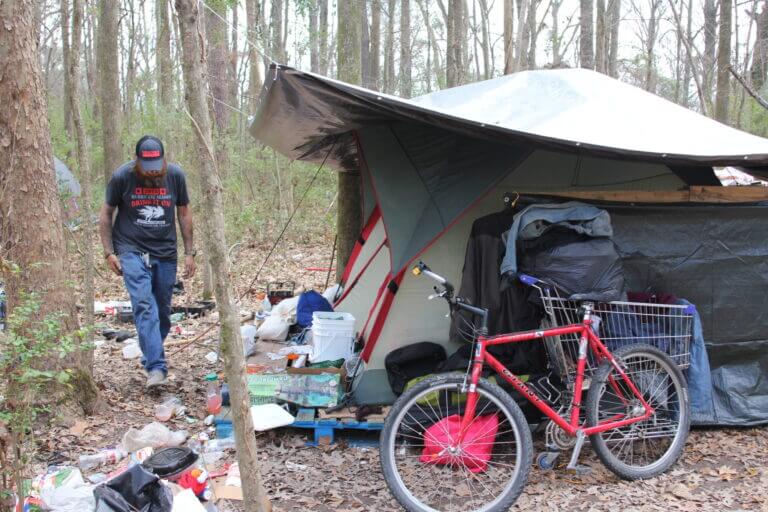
419, 414, 499, 473
178, 469, 207, 497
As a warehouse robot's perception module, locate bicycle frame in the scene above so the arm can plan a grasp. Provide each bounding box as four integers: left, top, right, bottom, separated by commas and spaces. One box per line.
456, 312, 656, 444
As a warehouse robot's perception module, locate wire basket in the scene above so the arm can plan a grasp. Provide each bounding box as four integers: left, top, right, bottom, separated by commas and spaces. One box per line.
534, 285, 694, 387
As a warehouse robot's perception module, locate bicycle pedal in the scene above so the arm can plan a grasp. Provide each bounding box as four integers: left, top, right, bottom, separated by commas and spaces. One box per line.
565, 464, 593, 476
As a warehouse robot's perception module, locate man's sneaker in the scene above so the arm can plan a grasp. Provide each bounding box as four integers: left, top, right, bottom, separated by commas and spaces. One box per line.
146, 370, 167, 388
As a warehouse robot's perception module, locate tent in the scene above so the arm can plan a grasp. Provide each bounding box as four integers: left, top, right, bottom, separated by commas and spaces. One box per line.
251, 65, 768, 426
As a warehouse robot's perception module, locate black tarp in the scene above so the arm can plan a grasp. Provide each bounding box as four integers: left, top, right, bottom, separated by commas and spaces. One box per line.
521, 196, 768, 426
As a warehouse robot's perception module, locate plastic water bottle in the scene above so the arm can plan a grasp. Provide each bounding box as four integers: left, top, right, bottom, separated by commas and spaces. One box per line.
205, 374, 222, 415
204, 437, 236, 452
78, 447, 127, 470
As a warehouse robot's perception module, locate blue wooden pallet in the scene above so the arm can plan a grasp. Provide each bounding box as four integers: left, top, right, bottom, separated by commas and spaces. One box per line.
291, 408, 384, 446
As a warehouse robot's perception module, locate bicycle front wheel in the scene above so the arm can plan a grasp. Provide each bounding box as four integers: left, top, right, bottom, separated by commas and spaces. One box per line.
586, 344, 690, 480
380, 374, 532, 512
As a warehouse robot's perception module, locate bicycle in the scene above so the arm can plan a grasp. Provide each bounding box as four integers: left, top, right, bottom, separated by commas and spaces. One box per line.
380, 262, 691, 512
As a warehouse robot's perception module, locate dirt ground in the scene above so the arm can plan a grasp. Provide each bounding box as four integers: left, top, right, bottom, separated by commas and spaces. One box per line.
36, 238, 768, 511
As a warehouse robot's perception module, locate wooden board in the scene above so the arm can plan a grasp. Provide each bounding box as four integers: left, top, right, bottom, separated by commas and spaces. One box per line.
522, 186, 768, 203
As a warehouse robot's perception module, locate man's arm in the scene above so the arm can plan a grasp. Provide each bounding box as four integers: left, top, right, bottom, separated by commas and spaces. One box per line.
178, 205, 196, 278
99, 204, 122, 276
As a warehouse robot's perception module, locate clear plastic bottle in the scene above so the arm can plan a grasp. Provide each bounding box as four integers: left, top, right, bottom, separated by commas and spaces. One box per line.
78, 447, 127, 471
204, 374, 222, 415
204, 437, 236, 452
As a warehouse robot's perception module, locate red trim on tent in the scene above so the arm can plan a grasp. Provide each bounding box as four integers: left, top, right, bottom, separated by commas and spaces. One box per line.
339, 207, 381, 286
334, 239, 386, 307
359, 274, 389, 341
360, 269, 406, 362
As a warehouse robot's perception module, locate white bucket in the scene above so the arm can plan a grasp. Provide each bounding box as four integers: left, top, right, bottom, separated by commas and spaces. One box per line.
309, 312, 355, 363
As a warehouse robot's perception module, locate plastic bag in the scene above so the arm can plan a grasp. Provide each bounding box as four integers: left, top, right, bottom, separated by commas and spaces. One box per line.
41, 485, 95, 512
250, 404, 295, 431
121, 422, 187, 453
420, 414, 499, 473
93, 464, 172, 512
255, 314, 290, 341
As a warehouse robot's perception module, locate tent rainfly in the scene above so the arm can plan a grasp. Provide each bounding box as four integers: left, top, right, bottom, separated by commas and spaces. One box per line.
251, 65, 768, 426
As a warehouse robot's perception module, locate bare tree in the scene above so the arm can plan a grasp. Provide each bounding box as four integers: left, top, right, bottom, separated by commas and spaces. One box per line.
751, 0, 768, 89
247, 0, 263, 111
174, 2, 271, 510
595, 0, 607, 72
362, 0, 372, 88
704, 0, 717, 103
97, 0, 122, 183
65, 0, 95, 337
607, 0, 620, 76
206, 2, 232, 133
336, 0, 363, 279
447, 0, 466, 85
371, 0, 382, 90
715, 0, 733, 122
60, 0, 73, 136
417, 0, 443, 88
400, 0, 412, 96
157, 0, 173, 107
580, 0, 595, 68
319, 0, 329, 74
384, 0, 396, 93
478, 0, 492, 78
504, 0, 514, 73
271, 0, 285, 62
309, 0, 319, 72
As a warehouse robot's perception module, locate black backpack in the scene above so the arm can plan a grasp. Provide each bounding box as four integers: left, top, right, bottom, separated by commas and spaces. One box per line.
385, 342, 447, 395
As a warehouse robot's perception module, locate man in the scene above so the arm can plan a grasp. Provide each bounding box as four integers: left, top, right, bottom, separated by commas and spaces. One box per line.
99, 136, 196, 388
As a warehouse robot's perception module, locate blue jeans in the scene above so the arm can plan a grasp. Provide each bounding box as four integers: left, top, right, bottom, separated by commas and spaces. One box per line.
120, 252, 177, 375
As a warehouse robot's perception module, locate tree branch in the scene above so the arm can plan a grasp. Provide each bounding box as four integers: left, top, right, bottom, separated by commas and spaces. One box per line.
728, 65, 768, 110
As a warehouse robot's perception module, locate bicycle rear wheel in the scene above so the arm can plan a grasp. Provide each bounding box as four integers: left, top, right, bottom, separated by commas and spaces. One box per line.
586, 344, 690, 480
380, 374, 532, 512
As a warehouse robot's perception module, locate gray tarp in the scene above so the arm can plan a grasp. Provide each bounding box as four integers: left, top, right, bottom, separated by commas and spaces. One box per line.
523, 196, 768, 426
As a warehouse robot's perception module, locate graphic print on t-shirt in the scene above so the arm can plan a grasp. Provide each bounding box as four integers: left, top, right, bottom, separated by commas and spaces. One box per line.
131, 186, 172, 228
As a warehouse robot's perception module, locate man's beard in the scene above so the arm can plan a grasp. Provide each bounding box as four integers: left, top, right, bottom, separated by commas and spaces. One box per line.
135, 164, 167, 188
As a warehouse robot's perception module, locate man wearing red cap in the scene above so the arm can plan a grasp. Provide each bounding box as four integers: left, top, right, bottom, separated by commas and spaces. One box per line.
99, 136, 196, 388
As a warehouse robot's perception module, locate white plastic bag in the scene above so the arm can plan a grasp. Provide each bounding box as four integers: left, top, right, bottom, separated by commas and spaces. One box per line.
271, 296, 299, 320
121, 422, 188, 452
41, 485, 95, 512
250, 403, 295, 431
241, 324, 258, 357
322, 284, 341, 304
122, 342, 142, 359
255, 314, 290, 341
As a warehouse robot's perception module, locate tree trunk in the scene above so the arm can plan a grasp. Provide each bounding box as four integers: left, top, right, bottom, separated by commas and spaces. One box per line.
504, 0, 514, 73
230, 5, 239, 108
715, 0, 732, 122
246, 0, 263, 111
271, 0, 284, 62
447, 0, 465, 85
61, 0, 73, 137
681, 0, 693, 106
607, 0, 620, 76
579, 0, 594, 68
319, 0, 329, 74
174, 2, 271, 511
0, 0, 97, 414
309, 0, 319, 72
206, 3, 232, 133
122, 2, 137, 124
66, 0, 95, 344
644, 0, 660, 92
399, 0, 412, 96
551, 0, 562, 67
371, 0, 382, 90
417, 0, 442, 87
704, 0, 717, 106
157, 0, 173, 107
336, 0, 363, 280
525, 0, 537, 69
514, 0, 529, 71
384, 0, 396, 93
595, 0, 606, 72
362, 0, 372, 88
479, 0, 491, 78
97, 0, 122, 183
752, 0, 768, 90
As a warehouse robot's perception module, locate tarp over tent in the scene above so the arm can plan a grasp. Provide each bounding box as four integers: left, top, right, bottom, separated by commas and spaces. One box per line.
251, 65, 768, 426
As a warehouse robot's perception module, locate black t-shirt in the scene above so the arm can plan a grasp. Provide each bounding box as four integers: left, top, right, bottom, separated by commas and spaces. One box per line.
105, 161, 190, 259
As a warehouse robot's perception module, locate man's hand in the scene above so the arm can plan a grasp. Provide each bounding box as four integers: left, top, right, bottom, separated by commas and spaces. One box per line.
184, 254, 196, 279
106, 254, 122, 276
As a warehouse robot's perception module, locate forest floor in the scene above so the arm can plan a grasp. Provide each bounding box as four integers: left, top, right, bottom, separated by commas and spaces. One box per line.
35, 236, 768, 511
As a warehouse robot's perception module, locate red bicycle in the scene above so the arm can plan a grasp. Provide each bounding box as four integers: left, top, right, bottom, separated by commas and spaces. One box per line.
380, 262, 691, 512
